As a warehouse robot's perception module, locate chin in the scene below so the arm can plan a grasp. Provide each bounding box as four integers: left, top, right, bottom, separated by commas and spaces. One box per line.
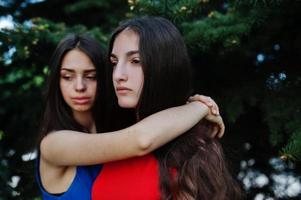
118, 99, 137, 108
72, 105, 92, 112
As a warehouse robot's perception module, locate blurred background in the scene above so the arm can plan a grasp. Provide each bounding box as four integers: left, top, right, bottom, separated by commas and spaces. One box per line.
0, 0, 300, 199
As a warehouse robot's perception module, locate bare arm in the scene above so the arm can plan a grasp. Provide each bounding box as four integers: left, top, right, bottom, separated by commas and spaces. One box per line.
40, 102, 209, 166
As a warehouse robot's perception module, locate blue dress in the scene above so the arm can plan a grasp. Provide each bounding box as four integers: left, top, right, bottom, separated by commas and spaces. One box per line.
36, 157, 102, 200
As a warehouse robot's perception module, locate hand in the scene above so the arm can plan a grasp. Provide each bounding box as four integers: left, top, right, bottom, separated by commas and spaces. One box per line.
188, 94, 224, 138
204, 113, 225, 138
188, 94, 219, 115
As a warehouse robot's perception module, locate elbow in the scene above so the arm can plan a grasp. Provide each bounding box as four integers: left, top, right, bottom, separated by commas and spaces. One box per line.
39, 133, 59, 164
40, 136, 51, 161
136, 135, 153, 156
127, 125, 154, 156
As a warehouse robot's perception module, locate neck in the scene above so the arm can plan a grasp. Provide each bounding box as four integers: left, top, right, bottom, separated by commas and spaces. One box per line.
73, 111, 96, 133
135, 109, 140, 121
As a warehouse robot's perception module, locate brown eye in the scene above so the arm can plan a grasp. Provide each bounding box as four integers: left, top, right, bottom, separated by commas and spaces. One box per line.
110, 60, 117, 67
110, 56, 118, 67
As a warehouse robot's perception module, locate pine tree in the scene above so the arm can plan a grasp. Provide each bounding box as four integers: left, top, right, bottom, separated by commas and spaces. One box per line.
1, 0, 300, 199
126, 0, 301, 162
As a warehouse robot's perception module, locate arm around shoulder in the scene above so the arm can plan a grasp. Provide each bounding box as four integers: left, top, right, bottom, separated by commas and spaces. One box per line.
39, 102, 209, 167
131, 101, 209, 154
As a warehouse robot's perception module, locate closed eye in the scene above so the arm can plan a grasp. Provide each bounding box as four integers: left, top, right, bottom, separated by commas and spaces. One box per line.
61, 74, 73, 81
85, 74, 97, 80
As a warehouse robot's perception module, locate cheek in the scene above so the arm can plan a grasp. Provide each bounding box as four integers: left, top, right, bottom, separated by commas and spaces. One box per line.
137, 68, 144, 90
134, 68, 144, 99
60, 80, 73, 100
60, 81, 68, 97
90, 82, 98, 97
112, 70, 117, 86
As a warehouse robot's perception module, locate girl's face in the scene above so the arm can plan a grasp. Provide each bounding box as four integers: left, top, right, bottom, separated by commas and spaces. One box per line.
111, 29, 144, 108
60, 49, 97, 115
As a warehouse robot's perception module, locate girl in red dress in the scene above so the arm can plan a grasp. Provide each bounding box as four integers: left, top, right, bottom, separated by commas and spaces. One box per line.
92, 17, 241, 200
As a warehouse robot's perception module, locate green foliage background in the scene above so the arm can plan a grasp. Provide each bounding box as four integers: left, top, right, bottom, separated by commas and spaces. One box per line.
0, 0, 300, 199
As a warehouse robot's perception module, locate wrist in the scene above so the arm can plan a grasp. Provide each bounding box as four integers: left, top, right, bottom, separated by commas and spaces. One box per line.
189, 101, 209, 114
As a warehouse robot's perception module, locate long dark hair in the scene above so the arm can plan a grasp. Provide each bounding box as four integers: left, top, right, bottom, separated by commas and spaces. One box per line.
109, 17, 242, 200
38, 34, 107, 144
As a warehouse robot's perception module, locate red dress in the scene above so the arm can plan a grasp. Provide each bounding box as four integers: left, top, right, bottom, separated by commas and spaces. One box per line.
92, 154, 161, 200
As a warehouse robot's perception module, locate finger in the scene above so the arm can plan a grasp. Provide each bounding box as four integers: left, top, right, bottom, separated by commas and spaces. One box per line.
211, 105, 218, 115
189, 96, 214, 107
192, 94, 209, 101
216, 106, 220, 116
217, 121, 225, 138
203, 96, 219, 114
189, 95, 220, 115
188, 99, 212, 111
211, 125, 219, 138
188, 96, 199, 103
210, 102, 220, 115
207, 97, 220, 115
204, 96, 214, 106
212, 102, 220, 116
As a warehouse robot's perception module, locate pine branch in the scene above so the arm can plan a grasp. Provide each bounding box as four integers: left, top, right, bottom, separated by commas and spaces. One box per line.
234, 0, 285, 6
181, 10, 257, 53
280, 129, 301, 162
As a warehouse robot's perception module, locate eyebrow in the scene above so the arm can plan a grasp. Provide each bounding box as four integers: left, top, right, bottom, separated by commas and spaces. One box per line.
60, 68, 96, 73
110, 50, 140, 58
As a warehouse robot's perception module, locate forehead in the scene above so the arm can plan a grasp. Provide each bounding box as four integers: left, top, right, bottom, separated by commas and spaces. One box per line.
111, 29, 140, 55
61, 49, 95, 70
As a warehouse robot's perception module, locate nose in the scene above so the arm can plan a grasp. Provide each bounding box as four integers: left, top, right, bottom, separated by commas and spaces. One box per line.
74, 76, 86, 92
113, 62, 128, 83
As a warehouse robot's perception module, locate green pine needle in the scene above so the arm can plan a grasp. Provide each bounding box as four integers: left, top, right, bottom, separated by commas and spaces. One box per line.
280, 130, 301, 162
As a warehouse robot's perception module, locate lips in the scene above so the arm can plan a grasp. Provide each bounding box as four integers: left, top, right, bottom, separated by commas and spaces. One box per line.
71, 97, 91, 105
116, 86, 132, 95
